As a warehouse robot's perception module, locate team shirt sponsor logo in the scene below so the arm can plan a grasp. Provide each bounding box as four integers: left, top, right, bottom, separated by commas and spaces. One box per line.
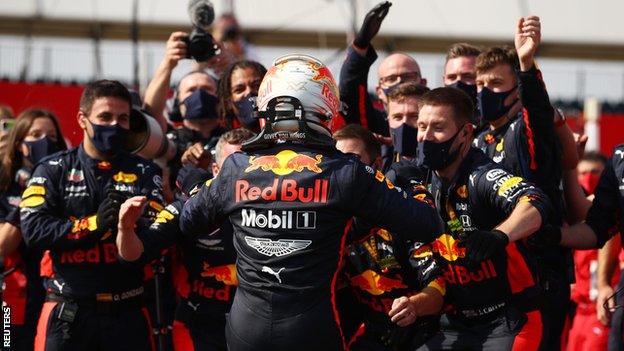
27, 177, 47, 186
22, 185, 45, 198
244, 236, 312, 257
349, 270, 407, 296
431, 234, 466, 262
67, 169, 84, 182
443, 260, 498, 286
200, 263, 238, 286
235, 179, 328, 203
245, 150, 322, 175
486, 169, 507, 182
241, 209, 316, 229
113, 172, 138, 183
456, 185, 468, 199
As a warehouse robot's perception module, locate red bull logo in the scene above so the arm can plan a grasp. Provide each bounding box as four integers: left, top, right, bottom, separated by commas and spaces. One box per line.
349, 269, 407, 296
443, 260, 498, 286
411, 244, 434, 259
60, 242, 118, 264
431, 234, 466, 262
235, 179, 328, 203
245, 150, 323, 175
97, 161, 112, 170
311, 64, 334, 82
200, 263, 238, 286
113, 172, 138, 183
456, 185, 468, 199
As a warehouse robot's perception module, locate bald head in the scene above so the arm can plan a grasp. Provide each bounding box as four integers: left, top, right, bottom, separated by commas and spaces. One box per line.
178, 71, 217, 103
376, 53, 426, 105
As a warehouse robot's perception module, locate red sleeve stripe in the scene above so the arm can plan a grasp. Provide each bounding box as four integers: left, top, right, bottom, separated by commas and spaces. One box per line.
522, 108, 538, 170
330, 218, 353, 351
358, 85, 368, 128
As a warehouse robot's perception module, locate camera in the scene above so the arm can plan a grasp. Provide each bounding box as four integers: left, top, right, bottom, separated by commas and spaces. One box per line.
125, 107, 176, 161
184, 27, 220, 62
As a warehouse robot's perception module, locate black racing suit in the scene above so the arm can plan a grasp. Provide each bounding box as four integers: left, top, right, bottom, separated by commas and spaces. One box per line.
20, 145, 164, 351
390, 148, 552, 351
585, 144, 624, 351
0, 169, 45, 351
179, 143, 443, 351
135, 200, 237, 351
473, 65, 569, 350
339, 45, 395, 172
343, 222, 444, 350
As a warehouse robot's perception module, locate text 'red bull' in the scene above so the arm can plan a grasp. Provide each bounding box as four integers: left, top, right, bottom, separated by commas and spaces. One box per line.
60, 243, 118, 264
444, 260, 498, 285
235, 179, 328, 203
192, 263, 238, 302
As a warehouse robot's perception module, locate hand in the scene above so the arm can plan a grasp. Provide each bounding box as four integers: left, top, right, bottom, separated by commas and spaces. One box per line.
353, 1, 392, 49
94, 190, 126, 236
573, 133, 589, 160
597, 285, 615, 326
118, 196, 147, 232
389, 296, 418, 327
163, 31, 188, 70
515, 16, 541, 71
181, 142, 211, 169
462, 230, 509, 262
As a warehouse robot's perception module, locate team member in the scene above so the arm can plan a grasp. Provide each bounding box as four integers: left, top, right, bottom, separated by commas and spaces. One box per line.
385, 83, 429, 163
472, 17, 570, 350
334, 124, 382, 169
404, 87, 552, 350
20, 80, 164, 351
338, 1, 427, 171
116, 128, 254, 351
555, 144, 624, 350
334, 123, 443, 349
0, 109, 67, 351
180, 54, 442, 351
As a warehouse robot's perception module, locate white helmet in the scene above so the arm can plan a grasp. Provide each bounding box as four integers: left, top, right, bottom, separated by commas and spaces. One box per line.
243, 54, 340, 150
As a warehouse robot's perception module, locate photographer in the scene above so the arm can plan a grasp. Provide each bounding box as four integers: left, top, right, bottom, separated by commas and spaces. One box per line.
21, 80, 164, 350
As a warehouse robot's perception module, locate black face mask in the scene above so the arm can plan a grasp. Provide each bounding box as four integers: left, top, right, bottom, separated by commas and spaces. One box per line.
417, 127, 464, 170
24, 136, 59, 165
87, 120, 128, 155
234, 94, 257, 126
182, 89, 219, 120
477, 86, 518, 122
390, 124, 418, 157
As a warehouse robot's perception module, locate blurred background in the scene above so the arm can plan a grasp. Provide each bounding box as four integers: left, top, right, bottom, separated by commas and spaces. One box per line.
0, 0, 623, 150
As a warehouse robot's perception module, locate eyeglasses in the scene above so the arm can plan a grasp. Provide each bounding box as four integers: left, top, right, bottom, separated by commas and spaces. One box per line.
378, 71, 421, 88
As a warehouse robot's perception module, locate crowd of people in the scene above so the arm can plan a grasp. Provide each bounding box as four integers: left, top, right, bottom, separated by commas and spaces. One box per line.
1, 1, 623, 351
